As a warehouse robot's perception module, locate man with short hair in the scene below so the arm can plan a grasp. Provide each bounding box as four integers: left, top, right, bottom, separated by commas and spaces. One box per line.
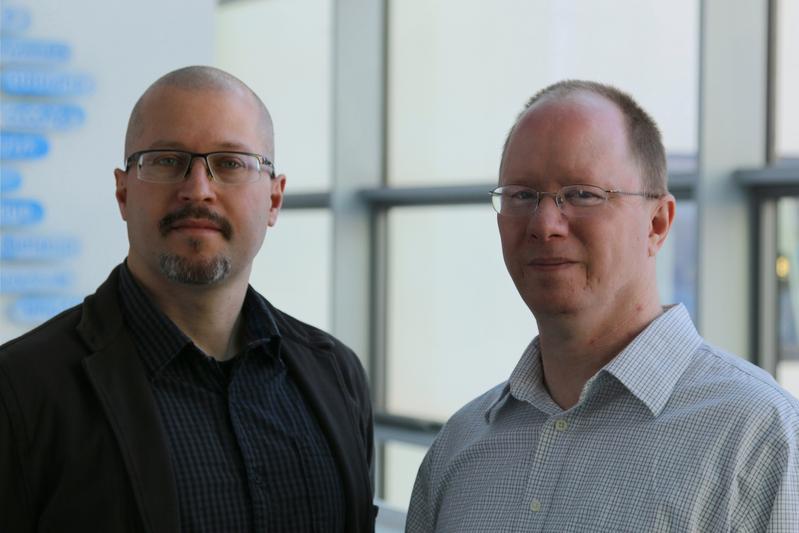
406, 80, 799, 532
0, 66, 376, 532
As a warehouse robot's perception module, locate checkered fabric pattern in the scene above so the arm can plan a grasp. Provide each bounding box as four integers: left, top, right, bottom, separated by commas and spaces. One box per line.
407, 304, 799, 533
119, 264, 344, 533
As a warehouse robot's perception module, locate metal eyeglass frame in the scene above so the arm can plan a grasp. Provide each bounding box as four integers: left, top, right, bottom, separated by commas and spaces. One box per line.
124, 149, 276, 184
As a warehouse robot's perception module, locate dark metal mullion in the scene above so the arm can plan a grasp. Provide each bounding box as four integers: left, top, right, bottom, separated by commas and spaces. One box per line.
749, 191, 763, 368
765, 0, 778, 165
736, 168, 799, 370
735, 167, 799, 191
669, 172, 698, 200
370, 208, 390, 500
280, 192, 331, 209
360, 183, 494, 207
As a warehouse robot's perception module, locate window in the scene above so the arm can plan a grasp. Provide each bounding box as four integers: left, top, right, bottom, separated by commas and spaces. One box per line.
250, 209, 332, 331
776, 197, 799, 395
386, 205, 535, 421
387, 0, 699, 186
216, 0, 333, 191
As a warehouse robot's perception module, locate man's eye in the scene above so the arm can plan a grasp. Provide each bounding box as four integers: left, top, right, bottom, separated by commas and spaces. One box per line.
566, 189, 601, 200
152, 156, 181, 167
146, 152, 188, 167
216, 158, 245, 170
510, 190, 535, 201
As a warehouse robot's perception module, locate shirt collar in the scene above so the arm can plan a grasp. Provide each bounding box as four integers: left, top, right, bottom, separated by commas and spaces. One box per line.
485, 337, 562, 423
117, 262, 281, 377
240, 285, 282, 351
601, 304, 702, 416
486, 304, 702, 420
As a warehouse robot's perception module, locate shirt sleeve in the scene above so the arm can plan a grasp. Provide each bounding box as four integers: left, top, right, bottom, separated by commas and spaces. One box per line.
764, 430, 799, 533
731, 405, 799, 532
405, 448, 436, 533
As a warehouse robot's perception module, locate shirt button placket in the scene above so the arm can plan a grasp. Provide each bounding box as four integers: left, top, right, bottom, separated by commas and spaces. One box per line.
522, 415, 573, 529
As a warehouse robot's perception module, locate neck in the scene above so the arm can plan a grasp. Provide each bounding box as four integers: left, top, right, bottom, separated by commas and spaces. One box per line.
535, 297, 663, 410
127, 259, 250, 361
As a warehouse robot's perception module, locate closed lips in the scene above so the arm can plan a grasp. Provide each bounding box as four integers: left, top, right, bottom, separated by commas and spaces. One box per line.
529, 257, 575, 265
170, 219, 222, 231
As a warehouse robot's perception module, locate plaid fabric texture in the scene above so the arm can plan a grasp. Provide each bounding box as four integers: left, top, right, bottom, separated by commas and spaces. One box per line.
119, 264, 344, 533
407, 304, 799, 533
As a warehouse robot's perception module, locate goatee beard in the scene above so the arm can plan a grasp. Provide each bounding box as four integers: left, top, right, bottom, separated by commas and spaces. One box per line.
159, 252, 232, 285
157, 204, 234, 285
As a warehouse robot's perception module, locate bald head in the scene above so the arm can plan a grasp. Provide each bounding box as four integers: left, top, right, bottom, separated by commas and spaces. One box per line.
124, 66, 274, 158
501, 80, 667, 196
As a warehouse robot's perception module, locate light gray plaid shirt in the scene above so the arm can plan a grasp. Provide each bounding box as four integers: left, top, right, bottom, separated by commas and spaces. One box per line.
406, 305, 799, 532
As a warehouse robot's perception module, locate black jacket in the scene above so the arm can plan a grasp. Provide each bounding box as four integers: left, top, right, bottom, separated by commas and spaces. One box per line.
0, 266, 376, 532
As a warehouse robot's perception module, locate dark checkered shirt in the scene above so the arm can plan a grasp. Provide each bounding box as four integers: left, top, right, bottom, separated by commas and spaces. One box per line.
118, 264, 344, 532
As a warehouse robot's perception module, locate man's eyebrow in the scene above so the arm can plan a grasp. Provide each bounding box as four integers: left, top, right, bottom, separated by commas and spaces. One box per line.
215, 141, 255, 151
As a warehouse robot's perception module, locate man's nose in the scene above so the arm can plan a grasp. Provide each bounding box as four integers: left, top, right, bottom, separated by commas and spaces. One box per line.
533, 192, 562, 214
178, 157, 216, 201
527, 192, 567, 240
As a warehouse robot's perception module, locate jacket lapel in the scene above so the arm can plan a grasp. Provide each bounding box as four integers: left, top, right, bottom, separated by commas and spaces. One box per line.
282, 339, 370, 530
78, 268, 179, 533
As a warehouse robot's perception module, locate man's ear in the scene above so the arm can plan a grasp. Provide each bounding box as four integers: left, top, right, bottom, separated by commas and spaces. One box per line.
648, 193, 676, 257
267, 173, 287, 227
114, 168, 129, 221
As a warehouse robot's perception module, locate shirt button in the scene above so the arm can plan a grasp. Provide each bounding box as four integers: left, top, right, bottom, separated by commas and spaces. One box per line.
555, 419, 569, 431
530, 499, 542, 512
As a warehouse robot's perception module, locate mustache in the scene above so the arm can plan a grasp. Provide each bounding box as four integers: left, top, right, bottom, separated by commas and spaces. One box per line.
158, 205, 233, 240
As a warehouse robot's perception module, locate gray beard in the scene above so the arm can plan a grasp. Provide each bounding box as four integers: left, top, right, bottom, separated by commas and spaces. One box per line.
158, 254, 232, 285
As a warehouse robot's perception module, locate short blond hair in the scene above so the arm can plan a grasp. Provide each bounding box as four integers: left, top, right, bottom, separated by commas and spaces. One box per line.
501, 80, 668, 195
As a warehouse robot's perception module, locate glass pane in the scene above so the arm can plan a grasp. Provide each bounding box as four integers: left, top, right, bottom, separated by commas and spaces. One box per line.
387, 0, 699, 186
386, 205, 537, 421
250, 209, 331, 332
775, 0, 799, 160
776, 197, 799, 397
215, 0, 332, 191
383, 441, 429, 510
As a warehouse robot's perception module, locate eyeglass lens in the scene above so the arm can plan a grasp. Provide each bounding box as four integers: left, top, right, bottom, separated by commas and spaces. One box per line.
492, 185, 608, 217
138, 151, 262, 184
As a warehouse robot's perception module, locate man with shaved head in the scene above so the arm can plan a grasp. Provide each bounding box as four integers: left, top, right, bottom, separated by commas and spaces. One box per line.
0, 66, 376, 532
406, 80, 799, 532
